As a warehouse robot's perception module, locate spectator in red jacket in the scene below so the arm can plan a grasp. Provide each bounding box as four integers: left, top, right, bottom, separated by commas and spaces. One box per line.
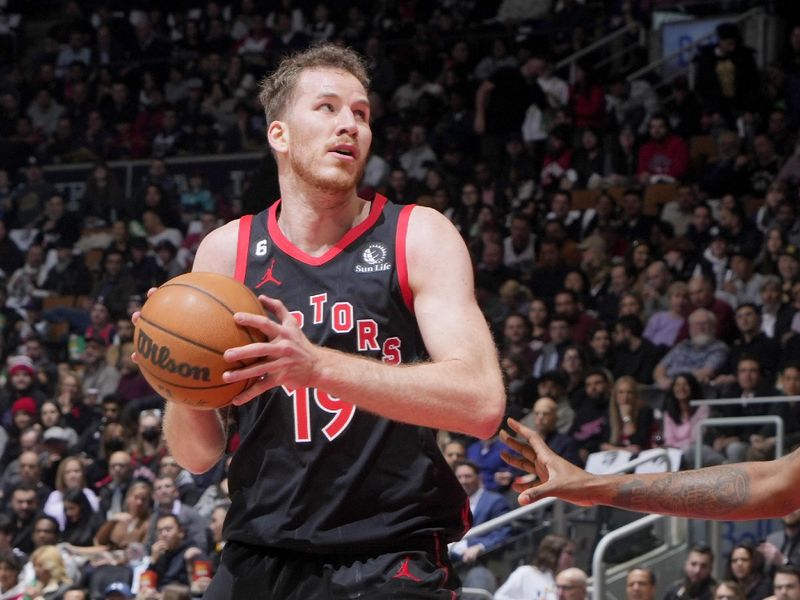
637, 114, 689, 183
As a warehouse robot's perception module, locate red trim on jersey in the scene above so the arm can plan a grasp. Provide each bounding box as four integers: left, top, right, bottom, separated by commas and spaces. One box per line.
433, 533, 451, 586
234, 215, 253, 283
267, 195, 388, 266
460, 497, 473, 538
396, 204, 415, 313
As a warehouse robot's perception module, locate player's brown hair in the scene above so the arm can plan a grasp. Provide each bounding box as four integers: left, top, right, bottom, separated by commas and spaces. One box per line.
258, 43, 370, 123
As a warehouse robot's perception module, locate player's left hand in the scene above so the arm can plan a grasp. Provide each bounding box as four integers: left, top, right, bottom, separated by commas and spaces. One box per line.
223, 295, 320, 405
500, 418, 595, 507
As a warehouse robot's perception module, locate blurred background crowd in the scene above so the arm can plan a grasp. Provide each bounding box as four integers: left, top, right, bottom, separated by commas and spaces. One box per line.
1, 0, 800, 598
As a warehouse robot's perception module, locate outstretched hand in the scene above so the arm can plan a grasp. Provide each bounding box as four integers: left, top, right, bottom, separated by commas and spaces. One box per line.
500, 418, 594, 507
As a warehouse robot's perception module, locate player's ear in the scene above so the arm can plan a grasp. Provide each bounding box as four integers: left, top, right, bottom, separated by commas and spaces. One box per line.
267, 121, 288, 154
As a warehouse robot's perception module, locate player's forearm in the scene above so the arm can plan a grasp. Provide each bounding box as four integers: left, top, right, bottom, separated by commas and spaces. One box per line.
586, 451, 799, 519
163, 403, 226, 474
310, 346, 504, 439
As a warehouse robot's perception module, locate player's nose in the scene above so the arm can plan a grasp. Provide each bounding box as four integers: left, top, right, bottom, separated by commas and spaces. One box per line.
336, 108, 358, 136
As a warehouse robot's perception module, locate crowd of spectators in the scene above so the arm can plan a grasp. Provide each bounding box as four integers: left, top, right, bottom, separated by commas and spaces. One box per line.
0, 0, 798, 597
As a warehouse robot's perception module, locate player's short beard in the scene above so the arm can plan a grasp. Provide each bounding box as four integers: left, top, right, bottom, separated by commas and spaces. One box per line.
290, 148, 365, 196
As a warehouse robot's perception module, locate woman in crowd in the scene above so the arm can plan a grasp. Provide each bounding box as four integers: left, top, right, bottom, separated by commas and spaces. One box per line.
755, 226, 787, 275
44, 456, 100, 530
0, 357, 45, 423
0, 396, 38, 470
527, 298, 550, 353
25, 545, 71, 600
660, 373, 711, 468
54, 370, 93, 435
600, 376, 654, 456
62, 489, 102, 547
626, 239, 653, 281
724, 543, 772, 600
495, 534, 576, 600
85, 481, 153, 553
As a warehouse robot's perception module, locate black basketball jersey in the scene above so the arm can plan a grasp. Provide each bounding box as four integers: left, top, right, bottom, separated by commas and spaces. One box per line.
224, 194, 470, 554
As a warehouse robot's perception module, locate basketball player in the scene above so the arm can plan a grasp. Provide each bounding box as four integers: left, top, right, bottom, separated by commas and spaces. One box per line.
501, 417, 800, 520
152, 45, 505, 598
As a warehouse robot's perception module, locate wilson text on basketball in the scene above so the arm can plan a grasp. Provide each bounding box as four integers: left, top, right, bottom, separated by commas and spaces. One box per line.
137, 329, 212, 381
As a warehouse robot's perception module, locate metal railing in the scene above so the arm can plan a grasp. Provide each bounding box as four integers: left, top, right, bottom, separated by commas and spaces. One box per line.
461, 588, 493, 599
555, 21, 644, 82
591, 514, 665, 600
691, 395, 800, 407
694, 414, 784, 578
625, 6, 764, 83
694, 415, 784, 468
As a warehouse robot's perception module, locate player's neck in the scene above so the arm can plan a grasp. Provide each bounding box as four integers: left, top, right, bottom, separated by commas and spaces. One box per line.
277, 182, 368, 257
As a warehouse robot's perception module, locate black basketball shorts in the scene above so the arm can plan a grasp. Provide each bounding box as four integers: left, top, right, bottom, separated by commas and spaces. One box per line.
203, 540, 462, 599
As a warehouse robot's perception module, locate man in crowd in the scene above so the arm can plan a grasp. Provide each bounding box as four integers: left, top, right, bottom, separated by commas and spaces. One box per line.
611, 315, 664, 385
626, 567, 657, 600
774, 566, 800, 600
147, 477, 208, 552
663, 544, 715, 600
653, 309, 729, 389
522, 397, 581, 466
150, 514, 207, 590
557, 567, 589, 600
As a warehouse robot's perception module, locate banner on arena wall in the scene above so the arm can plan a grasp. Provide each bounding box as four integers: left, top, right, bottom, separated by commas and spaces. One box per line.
42, 152, 266, 207
660, 15, 730, 80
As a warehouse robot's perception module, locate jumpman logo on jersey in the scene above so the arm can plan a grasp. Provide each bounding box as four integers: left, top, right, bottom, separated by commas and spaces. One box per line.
255, 259, 282, 288
392, 557, 422, 582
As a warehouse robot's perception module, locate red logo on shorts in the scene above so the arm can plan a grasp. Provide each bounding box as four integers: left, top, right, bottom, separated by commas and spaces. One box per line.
256, 259, 282, 288
392, 557, 422, 582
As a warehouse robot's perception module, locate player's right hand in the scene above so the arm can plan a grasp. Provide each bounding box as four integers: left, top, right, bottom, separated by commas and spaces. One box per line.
131, 287, 159, 365
500, 418, 594, 508
130, 287, 158, 327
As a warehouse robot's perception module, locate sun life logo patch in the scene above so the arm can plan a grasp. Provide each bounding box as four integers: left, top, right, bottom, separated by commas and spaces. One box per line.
355, 242, 391, 273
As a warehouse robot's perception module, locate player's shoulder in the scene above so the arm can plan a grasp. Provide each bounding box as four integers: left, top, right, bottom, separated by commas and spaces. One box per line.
405, 204, 460, 241
403, 205, 472, 285
193, 218, 243, 275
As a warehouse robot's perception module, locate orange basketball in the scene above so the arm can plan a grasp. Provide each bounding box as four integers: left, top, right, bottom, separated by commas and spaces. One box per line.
133, 272, 267, 409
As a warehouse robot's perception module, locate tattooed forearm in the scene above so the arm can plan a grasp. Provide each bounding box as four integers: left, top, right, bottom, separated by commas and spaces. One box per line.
612, 466, 750, 517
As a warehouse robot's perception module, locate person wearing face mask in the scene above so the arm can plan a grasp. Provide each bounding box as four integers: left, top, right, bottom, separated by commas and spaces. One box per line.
131, 410, 166, 477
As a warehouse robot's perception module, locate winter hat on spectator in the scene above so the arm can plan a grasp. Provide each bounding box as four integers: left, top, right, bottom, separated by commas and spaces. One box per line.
11, 397, 37, 417
42, 425, 78, 446
7, 355, 35, 376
